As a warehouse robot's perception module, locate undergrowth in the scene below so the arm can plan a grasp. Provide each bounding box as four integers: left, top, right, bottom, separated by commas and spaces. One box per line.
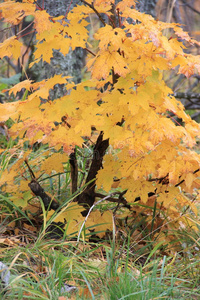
0, 233, 200, 299
1, 144, 200, 299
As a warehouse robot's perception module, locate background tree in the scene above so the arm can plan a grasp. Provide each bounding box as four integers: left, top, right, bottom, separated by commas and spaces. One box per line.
28, 0, 86, 100
156, 0, 200, 120
136, 0, 158, 17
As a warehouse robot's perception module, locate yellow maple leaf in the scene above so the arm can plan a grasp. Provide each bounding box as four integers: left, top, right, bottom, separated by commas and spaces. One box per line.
0, 168, 17, 190
34, 21, 71, 62
178, 63, 195, 78
33, 75, 68, 99
9, 79, 33, 96
47, 204, 113, 238
10, 191, 34, 208
66, 19, 89, 50
68, 1, 111, 18
0, 1, 35, 25
94, 25, 126, 51
44, 126, 83, 154
96, 159, 116, 192
86, 210, 113, 238
19, 180, 30, 192
174, 26, 200, 46
0, 36, 22, 60
47, 203, 85, 236
40, 153, 68, 175
122, 7, 154, 24
34, 10, 52, 34
184, 173, 196, 191
68, 4, 93, 19
116, 0, 136, 11
17, 96, 41, 120
0, 101, 19, 122
88, 50, 129, 80
34, 40, 53, 64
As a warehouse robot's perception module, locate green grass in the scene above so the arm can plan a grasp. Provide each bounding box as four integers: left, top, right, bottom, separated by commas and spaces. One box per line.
1, 203, 200, 299
0, 229, 200, 299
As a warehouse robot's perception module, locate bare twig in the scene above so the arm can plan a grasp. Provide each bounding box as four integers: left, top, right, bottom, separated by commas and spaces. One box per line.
16, 21, 35, 39
175, 168, 200, 187
181, 0, 200, 15
174, 92, 200, 101
24, 159, 36, 179
95, 190, 130, 208
148, 168, 200, 189
84, 47, 96, 57
76, 193, 115, 243
80, 0, 106, 26
21, 31, 35, 67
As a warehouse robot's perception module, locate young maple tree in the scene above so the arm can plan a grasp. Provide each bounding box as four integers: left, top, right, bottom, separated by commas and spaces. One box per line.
0, 0, 200, 244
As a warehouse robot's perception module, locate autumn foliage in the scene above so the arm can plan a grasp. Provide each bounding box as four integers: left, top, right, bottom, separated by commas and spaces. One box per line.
1, 0, 200, 245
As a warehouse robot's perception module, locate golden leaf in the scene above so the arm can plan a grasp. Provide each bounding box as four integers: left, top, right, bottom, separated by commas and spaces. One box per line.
40, 153, 68, 175
0, 36, 22, 60
9, 80, 33, 96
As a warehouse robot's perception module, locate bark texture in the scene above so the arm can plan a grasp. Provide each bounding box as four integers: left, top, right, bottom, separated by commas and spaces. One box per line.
29, 0, 86, 99
136, 0, 158, 17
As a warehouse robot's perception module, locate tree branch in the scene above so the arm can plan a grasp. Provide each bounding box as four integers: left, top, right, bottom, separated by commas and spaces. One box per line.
181, 0, 200, 15
28, 178, 59, 210
174, 92, 200, 101
77, 131, 109, 212
69, 149, 78, 194
175, 168, 200, 187
95, 190, 130, 208
80, 0, 106, 26
25, 159, 59, 210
